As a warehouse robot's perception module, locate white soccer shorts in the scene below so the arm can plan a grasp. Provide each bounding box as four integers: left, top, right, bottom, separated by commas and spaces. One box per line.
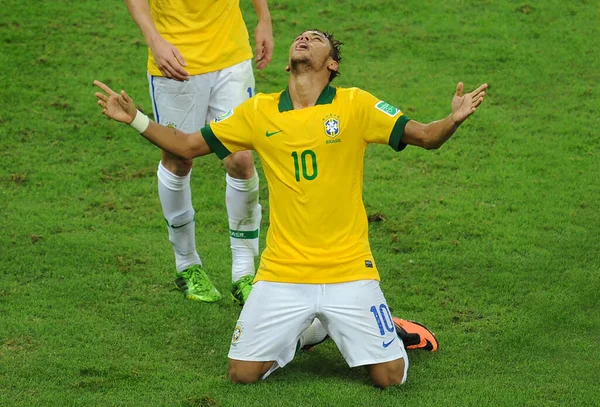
147, 59, 255, 133
228, 280, 409, 380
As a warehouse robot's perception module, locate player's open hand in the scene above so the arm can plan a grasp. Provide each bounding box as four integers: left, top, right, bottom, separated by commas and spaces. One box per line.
150, 37, 189, 81
451, 82, 488, 125
94, 80, 137, 124
254, 20, 274, 70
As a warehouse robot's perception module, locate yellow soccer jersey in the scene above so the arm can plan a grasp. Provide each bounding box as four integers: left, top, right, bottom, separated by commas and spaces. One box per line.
148, 0, 252, 76
202, 86, 410, 284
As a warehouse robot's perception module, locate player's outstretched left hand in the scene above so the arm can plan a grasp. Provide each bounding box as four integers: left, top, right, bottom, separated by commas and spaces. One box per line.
451, 82, 488, 125
94, 80, 137, 124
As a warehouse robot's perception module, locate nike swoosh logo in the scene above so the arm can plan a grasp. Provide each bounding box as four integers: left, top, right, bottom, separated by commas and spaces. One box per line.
169, 220, 193, 229
266, 130, 283, 137
382, 337, 396, 348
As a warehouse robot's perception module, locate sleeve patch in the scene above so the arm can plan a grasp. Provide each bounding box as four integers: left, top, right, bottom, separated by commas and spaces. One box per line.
375, 101, 400, 117
213, 109, 234, 123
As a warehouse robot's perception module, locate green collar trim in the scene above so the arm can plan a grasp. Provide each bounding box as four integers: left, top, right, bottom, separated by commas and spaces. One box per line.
278, 85, 337, 112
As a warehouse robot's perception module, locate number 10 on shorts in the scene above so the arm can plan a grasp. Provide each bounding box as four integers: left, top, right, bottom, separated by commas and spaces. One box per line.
370, 304, 395, 336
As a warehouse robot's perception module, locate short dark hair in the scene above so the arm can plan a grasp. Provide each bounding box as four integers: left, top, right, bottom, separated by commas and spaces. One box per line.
304, 29, 343, 82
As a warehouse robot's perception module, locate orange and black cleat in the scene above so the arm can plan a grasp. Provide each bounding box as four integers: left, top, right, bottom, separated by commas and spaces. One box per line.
393, 317, 439, 352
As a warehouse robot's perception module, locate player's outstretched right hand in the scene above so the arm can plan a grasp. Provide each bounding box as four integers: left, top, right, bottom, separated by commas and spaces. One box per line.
94, 80, 137, 124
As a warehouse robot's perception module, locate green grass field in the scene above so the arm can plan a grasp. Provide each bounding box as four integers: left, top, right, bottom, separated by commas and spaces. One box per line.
2, 0, 599, 405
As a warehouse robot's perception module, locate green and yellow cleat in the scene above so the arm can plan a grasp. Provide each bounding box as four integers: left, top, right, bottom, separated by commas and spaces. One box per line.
174, 265, 222, 302
231, 274, 254, 305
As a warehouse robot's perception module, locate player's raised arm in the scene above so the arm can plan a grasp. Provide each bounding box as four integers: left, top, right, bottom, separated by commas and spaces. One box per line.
93, 80, 211, 159
401, 82, 488, 150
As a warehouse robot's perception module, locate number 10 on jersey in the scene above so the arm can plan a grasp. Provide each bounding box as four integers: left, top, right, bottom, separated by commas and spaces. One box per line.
291, 150, 318, 182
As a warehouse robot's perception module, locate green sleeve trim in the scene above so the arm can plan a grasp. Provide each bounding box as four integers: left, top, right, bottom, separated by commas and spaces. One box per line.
388, 115, 410, 152
201, 125, 231, 159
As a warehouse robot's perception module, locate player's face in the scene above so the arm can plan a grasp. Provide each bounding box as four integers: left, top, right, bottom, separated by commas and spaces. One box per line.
289, 31, 332, 67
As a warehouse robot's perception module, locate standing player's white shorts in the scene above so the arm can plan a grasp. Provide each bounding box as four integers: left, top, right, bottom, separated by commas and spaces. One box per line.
228, 280, 409, 381
147, 59, 255, 133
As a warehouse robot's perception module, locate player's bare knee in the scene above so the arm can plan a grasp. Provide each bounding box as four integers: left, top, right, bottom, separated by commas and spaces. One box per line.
229, 368, 261, 384
369, 358, 406, 389
372, 371, 404, 389
161, 150, 193, 176
371, 371, 405, 389
228, 359, 269, 384
224, 151, 254, 179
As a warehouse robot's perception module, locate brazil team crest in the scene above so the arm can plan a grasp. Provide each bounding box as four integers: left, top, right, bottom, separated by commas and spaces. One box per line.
232, 323, 243, 343
323, 114, 340, 138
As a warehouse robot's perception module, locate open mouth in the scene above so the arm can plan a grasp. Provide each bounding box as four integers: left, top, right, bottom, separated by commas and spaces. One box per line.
295, 42, 309, 50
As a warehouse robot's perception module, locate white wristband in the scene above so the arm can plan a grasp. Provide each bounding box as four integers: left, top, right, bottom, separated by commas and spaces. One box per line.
129, 110, 150, 133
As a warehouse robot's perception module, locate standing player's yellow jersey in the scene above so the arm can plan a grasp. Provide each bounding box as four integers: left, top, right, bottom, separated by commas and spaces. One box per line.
202, 86, 410, 284
148, 0, 252, 76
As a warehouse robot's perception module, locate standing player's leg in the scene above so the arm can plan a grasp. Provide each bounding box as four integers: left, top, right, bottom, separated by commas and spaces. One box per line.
208, 60, 261, 305
148, 73, 221, 302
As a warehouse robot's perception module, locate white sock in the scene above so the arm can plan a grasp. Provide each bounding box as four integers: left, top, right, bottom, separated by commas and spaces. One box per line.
157, 162, 201, 272
298, 318, 328, 349
226, 171, 261, 282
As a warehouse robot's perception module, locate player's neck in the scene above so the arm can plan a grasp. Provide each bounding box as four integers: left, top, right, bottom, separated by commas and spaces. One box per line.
288, 74, 329, 110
